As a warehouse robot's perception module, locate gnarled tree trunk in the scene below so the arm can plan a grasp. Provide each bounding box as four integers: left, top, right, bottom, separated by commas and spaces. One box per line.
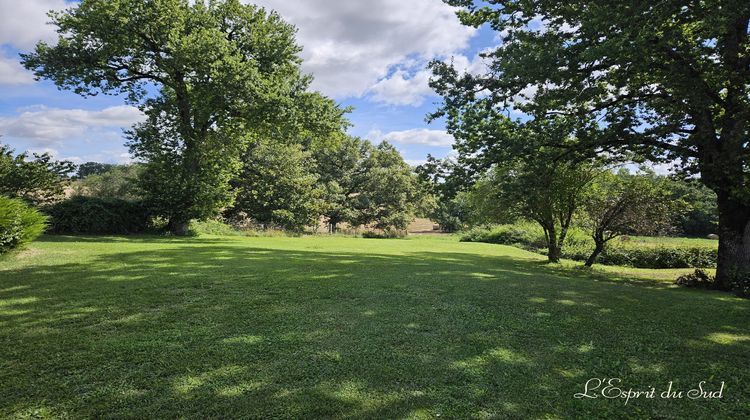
585, 239, 605, 267
715, 194, 750, 291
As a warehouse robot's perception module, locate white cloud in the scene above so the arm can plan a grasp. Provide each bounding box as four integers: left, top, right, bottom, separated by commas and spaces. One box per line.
0, 54, 34, 85
252, 0, 475, 98
0, 0, 67, 50
368, 69, 433, 106
369, 128, 454, 147
0, 105, 145, 145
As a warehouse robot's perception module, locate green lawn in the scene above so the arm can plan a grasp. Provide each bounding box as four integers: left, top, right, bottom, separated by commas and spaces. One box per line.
1, 235, 748, 418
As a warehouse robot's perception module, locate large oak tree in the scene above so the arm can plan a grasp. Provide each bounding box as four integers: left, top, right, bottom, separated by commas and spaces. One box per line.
21, 0, 342, 234
431, 0, 750, 290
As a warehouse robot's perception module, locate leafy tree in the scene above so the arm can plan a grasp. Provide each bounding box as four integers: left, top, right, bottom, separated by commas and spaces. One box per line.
349, 142, 425, 233
228, 140, 321, 232
415, 155, 474, 232
581, 170, 679, 267
665, 178, 719, 237
71, 164, 143, 201
473, 156, 596, 262
312, 135, 364, 233
75, 162, 116, 179
0, 144, 74, 206
431, 0, 750, 289
22, 0, 334, 235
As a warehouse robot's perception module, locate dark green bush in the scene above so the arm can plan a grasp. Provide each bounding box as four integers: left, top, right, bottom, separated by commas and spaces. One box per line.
592, 246, 717, 269
0, 196, 47, 255
44, 196, 150, 234
461, 223, 717, 269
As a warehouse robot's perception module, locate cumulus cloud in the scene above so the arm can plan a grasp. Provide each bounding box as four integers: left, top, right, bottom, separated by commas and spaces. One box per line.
0, 0, 67, 50
0, 105, 145, 145
369, 128, 454, 147
0, 54, 34, 85
252, 0, 475, 98
368, 69, 433, 107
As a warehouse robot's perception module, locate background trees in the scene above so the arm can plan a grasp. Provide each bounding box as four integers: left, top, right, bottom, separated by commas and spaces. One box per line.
0, 144, 74, 206
431, 0, 750, 290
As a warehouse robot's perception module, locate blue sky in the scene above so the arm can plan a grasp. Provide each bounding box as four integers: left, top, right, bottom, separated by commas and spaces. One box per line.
0, 0, 499, 166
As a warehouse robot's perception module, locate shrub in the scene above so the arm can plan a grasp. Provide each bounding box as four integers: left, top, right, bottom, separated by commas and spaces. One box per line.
188, 219, 241, 236
0, 196, 47, 255
461, 222, 718, 269
362, 230, 407, 239
44, 196, 150, 234
675, 269, 716, 289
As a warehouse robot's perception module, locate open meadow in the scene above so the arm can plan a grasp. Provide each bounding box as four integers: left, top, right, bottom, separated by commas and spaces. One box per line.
1, 235, 748, 418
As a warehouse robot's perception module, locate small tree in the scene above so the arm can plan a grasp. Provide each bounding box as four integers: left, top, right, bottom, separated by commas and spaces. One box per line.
581, 170, 678, 267
0, 144, 74, 206
482, 156, 596, 262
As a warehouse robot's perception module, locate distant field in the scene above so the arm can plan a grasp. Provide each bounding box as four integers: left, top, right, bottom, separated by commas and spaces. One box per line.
1, 235, 746, 418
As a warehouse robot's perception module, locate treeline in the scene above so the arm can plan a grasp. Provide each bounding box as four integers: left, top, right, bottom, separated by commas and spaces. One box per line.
0, 136, 429, 239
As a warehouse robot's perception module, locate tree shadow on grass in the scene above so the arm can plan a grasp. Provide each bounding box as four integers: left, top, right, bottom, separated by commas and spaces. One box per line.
1, 239, 748, 418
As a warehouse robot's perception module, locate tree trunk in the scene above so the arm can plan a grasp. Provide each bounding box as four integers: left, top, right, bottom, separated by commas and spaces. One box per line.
715, 194, 750, 290
169, 218, 191, 236
546, 225, 561, 262
585, 240, 605, 267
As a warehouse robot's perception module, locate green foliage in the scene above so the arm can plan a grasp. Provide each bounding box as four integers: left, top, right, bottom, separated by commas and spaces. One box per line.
0, 196, 47, 255
75, 162, 116, 179
0, 144, 74, 206
22, 0, 347, 234
348, 142, 424, 232
470, 150, 597, 262
44, 196, 150, 235
188, 219, 242, 237
70, 164, 143, 200
229, 141, 322, 232
665, 178, 719, 236
462, 223, 717, 269
432, 0, 750, 288
580, 169, 682, 266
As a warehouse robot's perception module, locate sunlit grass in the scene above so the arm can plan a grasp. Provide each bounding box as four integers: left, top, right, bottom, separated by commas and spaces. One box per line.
0, 234, 747, 418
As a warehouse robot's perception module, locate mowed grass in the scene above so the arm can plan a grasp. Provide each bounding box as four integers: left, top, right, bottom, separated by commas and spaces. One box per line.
1, 235, 748, 419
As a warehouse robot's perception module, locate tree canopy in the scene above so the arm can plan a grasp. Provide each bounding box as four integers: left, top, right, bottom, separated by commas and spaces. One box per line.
431, 0, 750, 288
22, 0, 347, 234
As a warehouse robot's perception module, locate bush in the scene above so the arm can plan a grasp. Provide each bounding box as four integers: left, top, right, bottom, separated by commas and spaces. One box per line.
0, 196, 47, 255
188, 219, 242, 236
362, 230, 407, 239
461, 222, 717, 269
593, 246, 717, 269
675, 269, 716, 289
44, 196, 150, 234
